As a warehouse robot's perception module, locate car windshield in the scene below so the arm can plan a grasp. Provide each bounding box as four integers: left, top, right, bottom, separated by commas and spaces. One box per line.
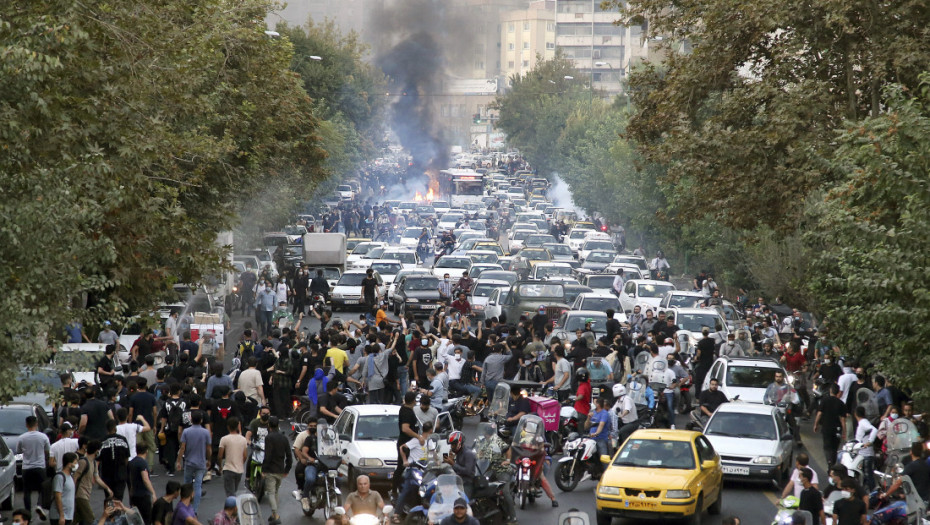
351, 244, 375, 255
0, 408, 32, 436
442, 214, 464, 223
520, 250, 550, 261
586, 252, 614, 263
370, 263, 401, 275
586, 276, 615, 288
515, 283, 564, 299
537, 266, 571, 278
366, 247, 386, 259
638, 283, 675, 298
473, 283, 506, 297
580, 297, 619, 311
283, 225, 306, 235
433, 201, 449, 208
53, 351, 99, 373
476, 244, 504, 255
354, 415, 400, 441
480, 271, 518, 284
677, 313, 723, 332
320, 268, 341, 280
583, 241, 614, 252
726, 366, 780, 388
612, 439, 696, 470
402, 229, 422, 239
384, 252, 417, 265
337, 274, 367, 286
416, 206, 435, 213
569, 231, 587, 239
563, 315, 606, 332
337, 185, 351, 192
511, 230, 533, 241
468, 253, 498, 264
544, 244, 572, 256
406, 278, 440, 291
437, 257, 471, 269
526, 235, 554, 245
706, 412, 777, 440
667, 294, 703, 308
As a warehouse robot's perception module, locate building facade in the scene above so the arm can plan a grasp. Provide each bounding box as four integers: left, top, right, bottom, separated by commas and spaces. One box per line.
499, 1, 556, 85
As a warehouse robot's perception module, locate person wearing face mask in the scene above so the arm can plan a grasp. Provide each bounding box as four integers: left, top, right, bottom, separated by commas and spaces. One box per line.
12, 509, 32, 525
274, 276, 289, 306
447, 347, 480, 398
816, 353, 842, 387
292, 267, 309, 316
51, 452, 78, 525
254, 283, 276, 337
438, 273, 453, 303
411, 336, 434, 390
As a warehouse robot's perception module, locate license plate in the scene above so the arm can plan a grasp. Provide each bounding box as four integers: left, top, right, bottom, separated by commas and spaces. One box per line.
722, 465, 750, 475
346, 300, 360, 304
624, 500, 657, 509
420, 304, 438, 309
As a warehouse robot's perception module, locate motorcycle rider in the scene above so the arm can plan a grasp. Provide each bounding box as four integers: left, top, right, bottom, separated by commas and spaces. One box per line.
444, 432, 477, 498
503, 388, 531, 436
455, 272, 474, 297
586, 397, 611, 476
694, 378, 728, 427
473, 423, 517, 525
851, 406, 878, 489
763, 371, 800, 440
649, 250, 670, 280
309, 269, 330, 305
611, 384, 639, 447
882, 442, 930, 503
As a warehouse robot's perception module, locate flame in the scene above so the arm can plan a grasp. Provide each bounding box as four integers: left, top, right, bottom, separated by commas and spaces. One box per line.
426, 188, 435, 202
414, 191, 423, 202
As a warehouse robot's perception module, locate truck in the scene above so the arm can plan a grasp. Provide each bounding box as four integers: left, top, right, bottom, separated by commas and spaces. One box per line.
303, 232, 347, 289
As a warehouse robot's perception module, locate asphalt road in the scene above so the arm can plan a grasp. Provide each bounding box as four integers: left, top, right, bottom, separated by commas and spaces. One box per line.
5, 309, 832, 525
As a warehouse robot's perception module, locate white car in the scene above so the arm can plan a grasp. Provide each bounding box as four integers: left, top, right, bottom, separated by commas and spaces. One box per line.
603, 263, 645, 280
542, 243, 577, 267
346, 242, 387, 270
703, 402, 794, 485
437, 212, 464, 232
336, 184, 355, 201
531, 262, 573, 280
566, 229, 591, 253
671, 307, 730, 342
702, 356, 788, 404
385, 268, 432, 302
570, 292, 624, 317
578, 240, 616, 262
334, 404, 454, 490
380, 248, 420, 270
483, 287, 510, 321
56, 343, 133, 384
507, 229, 536, 254
398, 227, 426, 248
469, 279, 511, 319
579, 273, 619, 295
660, 290, 706, 309
467, 263, 504, 279
432, 256, 472, 278
463, 250, 499, 265
397, 201, 418, 214
330, 270, 383, 311
613, 254, 649, 275
431, 200, 451, 215
368, 260, 403, 288
618, 279, 677, 314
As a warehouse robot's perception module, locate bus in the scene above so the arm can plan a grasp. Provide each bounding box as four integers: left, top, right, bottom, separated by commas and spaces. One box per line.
438, 169, 485, 208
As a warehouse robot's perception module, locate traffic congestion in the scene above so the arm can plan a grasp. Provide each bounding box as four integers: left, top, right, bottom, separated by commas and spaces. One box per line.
6, 152, 930, 525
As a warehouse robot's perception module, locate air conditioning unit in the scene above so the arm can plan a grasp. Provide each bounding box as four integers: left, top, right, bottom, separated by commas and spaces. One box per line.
592, 49, 601, 59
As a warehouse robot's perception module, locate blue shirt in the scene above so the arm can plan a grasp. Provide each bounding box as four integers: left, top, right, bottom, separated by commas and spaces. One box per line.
590, 408, 611, 441
429, 377, 447, 409
65, 323, 83, 343
255, 289, 276, 312
180, 425, 211, 469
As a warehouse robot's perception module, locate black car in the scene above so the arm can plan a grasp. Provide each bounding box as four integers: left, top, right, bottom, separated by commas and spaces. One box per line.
392, 275, 443, 317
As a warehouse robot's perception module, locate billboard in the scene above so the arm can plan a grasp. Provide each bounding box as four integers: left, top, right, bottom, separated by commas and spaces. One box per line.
447, 78, 499, 95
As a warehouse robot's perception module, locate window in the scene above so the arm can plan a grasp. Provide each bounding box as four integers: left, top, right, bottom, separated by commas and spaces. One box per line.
593, 72, 602, 82
508, 22, 515, 32
523, 21, 530, 31
522, 60, 530, 67
475, 61, 484, 70
547, 22, 555, 32
696, 436, 717, 462
546, 42, 555, 50
508, 42, 515, 50
508, 61, 515, 68
523, 42, 530, 49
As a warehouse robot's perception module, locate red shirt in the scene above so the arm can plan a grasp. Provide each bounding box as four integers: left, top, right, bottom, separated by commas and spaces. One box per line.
783, 351, 806, 373
451, 299, 471, 316
574, 381, 592, 416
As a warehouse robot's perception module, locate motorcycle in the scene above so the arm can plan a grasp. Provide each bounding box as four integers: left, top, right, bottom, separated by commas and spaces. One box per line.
770, 496, 813, 525
487, 382, 513, 441
405, 473, 472, 525
333, 505, 395, 525
299, 422, 344, 519
310, 292, 327, 313
470, 465, 510, 525
510, 414, 548, 510
869, 463, 927, 525
838, 441, 870, 485
246, 442, 265, 502
555, 432, 601, 492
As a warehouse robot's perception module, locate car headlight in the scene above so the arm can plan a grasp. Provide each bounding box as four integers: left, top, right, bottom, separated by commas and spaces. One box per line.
406, 298, 419, 303
598, 486, 621, 496
332, 293, 343, 299
358, 458, 384, 467
327, 471, 337, 478
666, 489, 692, 498
753, 456, 776, 465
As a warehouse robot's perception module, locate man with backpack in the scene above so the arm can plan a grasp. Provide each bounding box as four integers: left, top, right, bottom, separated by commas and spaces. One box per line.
48, 452, 77, 525
158, 384, 187, 476
237, 330, 256, 361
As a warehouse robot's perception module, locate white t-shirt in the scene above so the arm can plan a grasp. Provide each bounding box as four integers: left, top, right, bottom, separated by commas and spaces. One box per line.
789, 467, 819, 498
838, 371, 858, 403
49, 437, 79, 471
117, 422, 144, 458
404, 437, 427, 463
555, 358, 572, 391
658, 345, 675, 360
617, 396, 638, 424
446, 355, 466, 380
662, 368, 677, 394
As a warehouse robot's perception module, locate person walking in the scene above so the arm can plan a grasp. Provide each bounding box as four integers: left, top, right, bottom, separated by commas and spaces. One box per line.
217, 418, 248, 498
73, 440, 112, 525
51, 452, 77, 525
261, 416, 292, 525
814, 384, 847, 469
151, 481, 179, 525
19, 415, 51, 519
170, 484, 202, 525
176, 412, 211, 514
99, 420, 130, 502
128, 443, 157, 525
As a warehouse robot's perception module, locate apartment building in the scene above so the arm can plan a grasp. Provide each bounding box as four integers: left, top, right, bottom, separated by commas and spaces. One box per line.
500, 1, 556, 84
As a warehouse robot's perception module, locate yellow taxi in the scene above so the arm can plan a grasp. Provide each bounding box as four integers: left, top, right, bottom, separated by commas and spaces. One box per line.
474, 241, 504, 256
595, 429, 723, 525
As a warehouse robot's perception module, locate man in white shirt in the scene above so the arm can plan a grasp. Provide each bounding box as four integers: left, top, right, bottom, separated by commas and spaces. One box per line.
49, 422, 79, 471
115, 408, 149, 459
661, 362, 679, 429
837, 366, 858, 404
611, 385, 639, 447
612, 269, 625, 296
237, 357, 266, 406
395, 422, 434, 516
854, 406, 878, 489
658, 338, 676, 360
780, 453, 819, 499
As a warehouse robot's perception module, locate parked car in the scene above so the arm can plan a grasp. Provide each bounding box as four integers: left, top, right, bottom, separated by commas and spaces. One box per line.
391, 275, 443, 317
703, 402, 794, 486
0, 403, 52, 489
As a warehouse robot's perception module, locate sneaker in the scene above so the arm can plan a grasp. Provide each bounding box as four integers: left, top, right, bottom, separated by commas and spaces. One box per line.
203, 472, 212, 482
292, 490, 302, 501
300, 498, 311, 512
168, 471, 175, 477
579, 471, 592, 484
35, 507, 48, 521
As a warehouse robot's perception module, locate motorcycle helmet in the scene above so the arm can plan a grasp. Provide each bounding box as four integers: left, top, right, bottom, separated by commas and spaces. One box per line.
613, 384, 626, 398
575, 368, 589, 382
447, 431, 464, 449
753, 322, 763, 330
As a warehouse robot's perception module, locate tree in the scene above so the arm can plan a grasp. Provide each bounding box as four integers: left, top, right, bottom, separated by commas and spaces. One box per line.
608, 0, 930, 233
808, 77, 930, 401
0, 0, 327, 398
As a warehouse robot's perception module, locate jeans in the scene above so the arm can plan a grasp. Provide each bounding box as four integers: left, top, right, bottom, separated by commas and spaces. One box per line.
593, 438, 610, 476
492, 471, 517, 520
397, 367, 409, 395
264, 472, 284, 516
184, 464, 207, 513
222, 470, 242, 498
664, 391, 676, 422
394, 469, 419, 515
450, 380, 481, 397
303, 465, 319, 494
862, 456, 875, 490
259, 310, 273, 336
367, 388, 383, 405
22, 467, 45, 511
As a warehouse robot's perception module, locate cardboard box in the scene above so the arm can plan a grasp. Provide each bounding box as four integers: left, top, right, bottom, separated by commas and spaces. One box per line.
190, 312, 225, 344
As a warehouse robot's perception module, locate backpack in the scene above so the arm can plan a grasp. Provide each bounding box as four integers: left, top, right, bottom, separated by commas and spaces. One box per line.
165, 398, 186, 431
41, 471, 67, 510
237, 340, 255, 360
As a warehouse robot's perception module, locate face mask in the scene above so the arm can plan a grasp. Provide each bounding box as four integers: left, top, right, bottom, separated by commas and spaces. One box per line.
824, 359, 831, 365
828, 477, 835, 486
266, 287, 272, 292
260, 414, 269, 422
421, 339, 428, 346
890, 414, 899, 420
72, 464, 79, 473
445, 278, 450, 282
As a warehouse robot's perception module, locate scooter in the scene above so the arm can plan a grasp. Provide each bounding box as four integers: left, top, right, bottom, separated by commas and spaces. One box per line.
333, 505, 395, 525
838, 441, 869, 485
555, 433, 601, 492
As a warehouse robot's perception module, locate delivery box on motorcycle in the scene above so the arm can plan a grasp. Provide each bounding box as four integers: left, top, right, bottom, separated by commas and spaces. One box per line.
527, 396, 560, 432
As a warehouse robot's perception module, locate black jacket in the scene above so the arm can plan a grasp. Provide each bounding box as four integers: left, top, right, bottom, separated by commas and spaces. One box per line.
262, 430, 293, 475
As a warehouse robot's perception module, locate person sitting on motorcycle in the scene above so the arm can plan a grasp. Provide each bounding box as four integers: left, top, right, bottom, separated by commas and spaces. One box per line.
504, 389, 531, 435
586, 397, 612, 475
473, 423, 517, 524
444, 431, 477, 498
650, 250, 670, 278
781, 342, 806, 374
455, 271, 474, 296
451, 292, 472, 318
573, 368, 593, 427
441, 230, 456, 254
611, 384, 639, 447
695, 378, 728, 426
508, 433, 558, 508
295, 421, 319, 508
309, 269, 330, 304
345, 474, 385, 521
883, 442, 930, 503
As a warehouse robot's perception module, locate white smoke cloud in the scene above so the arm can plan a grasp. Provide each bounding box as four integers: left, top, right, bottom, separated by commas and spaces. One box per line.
549, 174, 585, 216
